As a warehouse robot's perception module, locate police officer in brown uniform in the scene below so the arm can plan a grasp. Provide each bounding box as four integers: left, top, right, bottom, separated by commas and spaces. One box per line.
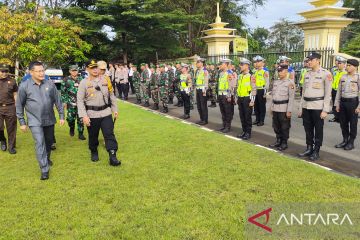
0, 64, 18, 154
77, 60, 121, 166
298, 52, 333, 161
334, 59, 360, 151
269, 65, 295, 151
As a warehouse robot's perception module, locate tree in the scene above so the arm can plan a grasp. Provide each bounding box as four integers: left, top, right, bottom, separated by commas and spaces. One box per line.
0, 6, 91, 71
341, 0, 360, 56
267, 19, 304, 52
251, 27, 269, 51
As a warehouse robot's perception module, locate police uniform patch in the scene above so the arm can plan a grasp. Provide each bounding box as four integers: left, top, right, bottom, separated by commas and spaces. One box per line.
312, 82, 321, 89
326, 73, 333, 81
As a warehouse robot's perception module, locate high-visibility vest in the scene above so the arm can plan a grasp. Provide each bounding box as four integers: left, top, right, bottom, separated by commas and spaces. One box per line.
332, 69, 347, 90
196, 69, 205, 87
237, 73, 252, 97
299, 68, 307, 86
255, 69, 266, 88
218, 72, 229, 94
180, 74, 188, 90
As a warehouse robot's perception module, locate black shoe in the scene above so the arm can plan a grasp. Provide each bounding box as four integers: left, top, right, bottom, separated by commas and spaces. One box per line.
177, 102, 183, 107
182, 114, 190, 119
40, 172, 49, 180
329, 118, 339, 123
51, 143, 56, 150
277, 140, 288, 151
109, 150, 121, 166
48, 159, 53, 166
237, 132, 246, 139
144, 102, 150, 107
8, 148, 16, 154
199, 121, 208, 126
242, 132, 251, 140
1, 140, 7, 151
163, 107, 169, 113
252, 121, 259, 125
79, 134, 86, 141
221, 128, 230, 133
196, 120, 204, 125
269, 138, 281, 148
344, 142, 354, 151
335, 139, 347, 148
91, 151, 99, 162
298, 145, 313, 157
152, 104, 159, 110
136, 100, 142, 104
309, 146, 320, 161
219, 126, 226, 131
257, 122, 264, 126
70, 128, 75, 137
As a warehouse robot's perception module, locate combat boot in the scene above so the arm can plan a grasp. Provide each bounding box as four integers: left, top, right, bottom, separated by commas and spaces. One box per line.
79, 133, 86, 140
277, 140, 288, 151
0, 140, 6, 151
69, 127, 75, 137
91, 151, 99, 162
298, 145, 313, 157
144, 101, 150, 107
109, 150, 121, 166
152, 103, 159, 110
309, 146, 320, 161
344, 139, 355, 151
269, 138, 281, 148
242, 132, 251, 140
136, 99, 142, 104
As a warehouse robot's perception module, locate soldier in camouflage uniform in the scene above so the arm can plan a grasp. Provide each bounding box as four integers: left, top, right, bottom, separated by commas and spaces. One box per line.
207, 62, 217, 107
167, 63, 175, 104
132, 65, 142, 104
150, 65, 160, 110
61, 65, 86, 140
174, 62, 183, 107
159, 64, 169, 113
140, 63, 151, 107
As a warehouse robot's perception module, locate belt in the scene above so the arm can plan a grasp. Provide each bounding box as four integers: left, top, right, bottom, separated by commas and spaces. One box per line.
341, 97, 359, 103
273, 100, 289, 104
304, 97, 324, 102
85, 105, 109, 111
0, 103, 14, 107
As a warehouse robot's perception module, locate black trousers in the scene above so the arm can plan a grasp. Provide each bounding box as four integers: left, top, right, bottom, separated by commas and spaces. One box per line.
87, 115, 118, 152
331, 89, 339, 119
302, 109, 324, 146
181, 91, 191, 115
117, 83, 129, 99
218, 95, 234, 129
0, 105, 17, 149
339, 99, 359, 141
255, 89, 266, 122
128, 76, 135, 94
196, 89, 208, 122
272, 112, 291, 140
237, 97, 253, 134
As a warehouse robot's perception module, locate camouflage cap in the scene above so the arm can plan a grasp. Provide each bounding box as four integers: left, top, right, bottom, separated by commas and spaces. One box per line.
69, 65, 79, 71
150, 64, 156, 69
0, 63, 10, 71
175, 61, 181, 65
159, 64, 165, 68
140, 63, 146, 67
132, 64, 137, 68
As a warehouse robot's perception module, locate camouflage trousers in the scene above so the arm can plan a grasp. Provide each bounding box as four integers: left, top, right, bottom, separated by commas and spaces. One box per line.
174, 82, 182, 102
66, 106, 84, 134
151, 88, 160, 104
168, 82, 174, 100
133, 81, 141, 100
190, 88, 195, 108
159, 86, 168, 108
207, 81, 217, 103
140, 82, 150, 101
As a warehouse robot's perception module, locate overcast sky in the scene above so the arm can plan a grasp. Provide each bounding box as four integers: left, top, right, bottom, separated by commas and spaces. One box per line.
245, 0, 343, 30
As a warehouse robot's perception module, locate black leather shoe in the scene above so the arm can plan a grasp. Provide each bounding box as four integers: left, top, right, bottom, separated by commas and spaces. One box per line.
144, 102, 150, 107
48, 159, 53, 166
91, 151, 99, 162
70, 128, 75, 137
242, 133, 251, 140
344, 142, 354, 151
237, 132, 246, 139
199, 121, 208, 126
309, 146, 320, 161
221, 128, 230, 133
182, 114, 190, 119
152, 104, 159, 110
277, 141, 288, 151
257, 122, 264, 126
40, 172, 49, 180
109, 150, 121, 166
335, 139, 347, 148
136, 100, 142, 104
1, 141, 7, 151
298, 145, 313, 157
79, 134, 86, 141
8, 148, 16, 154
269, 138, 281, 148
218, 127, 225, 131
252, 121, 259, 125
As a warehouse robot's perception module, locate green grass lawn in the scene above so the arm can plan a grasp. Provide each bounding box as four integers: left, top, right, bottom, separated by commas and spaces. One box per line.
0, 101, 359, 239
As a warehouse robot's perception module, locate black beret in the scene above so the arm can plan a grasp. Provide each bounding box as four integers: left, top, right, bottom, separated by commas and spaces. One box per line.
347, 59, 359, 67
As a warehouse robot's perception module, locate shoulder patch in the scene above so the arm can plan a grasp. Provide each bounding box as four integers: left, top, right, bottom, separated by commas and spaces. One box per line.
326, 72, 333, 81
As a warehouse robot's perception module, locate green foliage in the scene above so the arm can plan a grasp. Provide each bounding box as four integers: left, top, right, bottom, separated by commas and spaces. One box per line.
341, 0, 360, 56
342, 33, 360, 57
0, 6, 91, 68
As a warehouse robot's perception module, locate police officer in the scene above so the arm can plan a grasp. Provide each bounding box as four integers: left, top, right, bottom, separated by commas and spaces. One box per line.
0, 63, 18, 154
235, 58, 256, 140
278, 56, 295, 82
329, 56, 347, 123
334, 59, 360, 151
252, 56, 270, 126
269, 65, 295, 151
298, 52, 333, 161
195, 57, 209, 125
179, 64, 193, 119
61, 65, 86, 140
217, 59, 235, 133
77, 60, 120, 166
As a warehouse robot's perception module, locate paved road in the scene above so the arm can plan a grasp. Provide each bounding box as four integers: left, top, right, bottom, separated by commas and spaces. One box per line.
124, 93, 360, 178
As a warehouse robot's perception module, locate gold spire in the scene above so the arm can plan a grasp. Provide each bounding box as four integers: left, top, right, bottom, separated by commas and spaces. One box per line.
215, 2, 221, 23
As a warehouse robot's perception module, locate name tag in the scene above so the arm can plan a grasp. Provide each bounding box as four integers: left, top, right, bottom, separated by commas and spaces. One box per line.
312, 82, 322, 89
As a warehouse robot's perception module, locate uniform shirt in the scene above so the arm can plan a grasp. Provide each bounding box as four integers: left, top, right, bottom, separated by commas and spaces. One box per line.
115, 68, 129, 84
140, 70, 150, 83
300, 67, 332, 112
16, 78, 64, 127
271, 79, 295, 113
61, 75, 83, 106
128, 68, 133, 77
334, 73, 360, 108
195, 68, 209, 90
0, 76, 18, 105
77, 76, 118, 119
